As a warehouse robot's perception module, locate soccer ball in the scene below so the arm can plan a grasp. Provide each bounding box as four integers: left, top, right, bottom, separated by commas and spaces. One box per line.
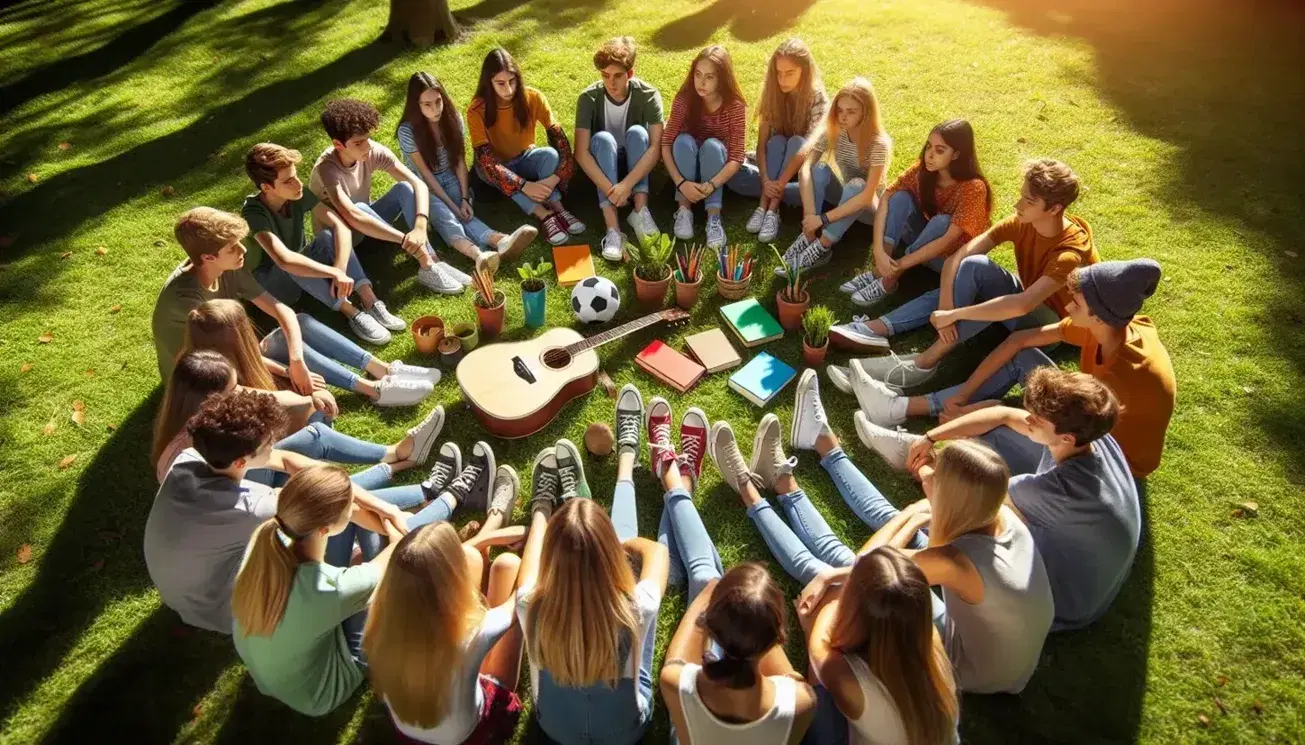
570, 276, 621, 324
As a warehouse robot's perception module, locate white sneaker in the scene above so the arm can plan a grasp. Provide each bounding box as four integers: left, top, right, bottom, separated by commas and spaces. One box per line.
673, 207, 694, 240
417, 265, 464, 294
758, 210, 780, 243
829, 315, 890, 350
627, 207, 660, 247
373, 375, 434, 407
601, 228, 625, 262
405, 405, 446, 464
387, 360, 441, 385
367, 300, 406, 332
348, 310, 391, 345
840, 271, 878, 294
706, 213, 727, 250
745, 206, 766, 234
438, 261, 473, 287
851, 277, 892, 307
849, 360, 906, 425
827, 364, 852, 394
496, 225, 538, 260
854, 411, 920, 470
790, 368, 831, 450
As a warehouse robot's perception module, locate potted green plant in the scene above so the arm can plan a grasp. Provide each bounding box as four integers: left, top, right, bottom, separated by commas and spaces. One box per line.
626, 232, 675, 307
517, 260, 552, 328
802, 305, 835, 366
770, 243, 811, 331
673, 242, 705, 309
471, 253, 506, 339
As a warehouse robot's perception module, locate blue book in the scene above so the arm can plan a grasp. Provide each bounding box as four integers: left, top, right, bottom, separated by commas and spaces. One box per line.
728, 352, 797, 407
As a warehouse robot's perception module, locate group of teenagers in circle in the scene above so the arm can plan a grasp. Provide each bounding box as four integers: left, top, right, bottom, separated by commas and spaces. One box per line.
141, 30, 1180, 745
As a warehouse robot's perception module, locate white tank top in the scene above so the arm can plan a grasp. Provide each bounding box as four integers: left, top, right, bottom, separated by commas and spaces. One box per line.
677, 663, 797, 745
843, 654, 909, 745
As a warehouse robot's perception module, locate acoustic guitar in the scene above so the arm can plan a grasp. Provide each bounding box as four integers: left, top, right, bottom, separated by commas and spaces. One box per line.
458, 308, 690, 439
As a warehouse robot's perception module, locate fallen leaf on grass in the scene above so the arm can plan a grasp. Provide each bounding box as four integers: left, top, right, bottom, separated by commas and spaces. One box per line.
1197, 714, 1210, 728
1215, 674, 1230, 687
42, 421, 56, 435
58, 141, 72, 151
1017, 137, 1027, 143
161, 185, 176, 198
106, 423, 117, 432
192, 704, 204, 718
153, 239, 167, 247
58, 454, 77, 470
109, 304, 122, 314
1252, 701, 1263, 715
1232, 501, 1259, 519
1214, 697, 1228, 715
95, 246, 108, 256
72, 400, 85, 411
26, 173, 38, 183
20, 362, 32, 373
83, 369, 94, 377
71, 408, 85, 427
59, 250, 72, 259
38, 332, 53, 344
17, 544, 33, 564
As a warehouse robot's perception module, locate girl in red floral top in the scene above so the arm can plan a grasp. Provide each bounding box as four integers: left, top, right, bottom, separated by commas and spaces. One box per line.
844, 119, 992, 307
661, 45, 748, 251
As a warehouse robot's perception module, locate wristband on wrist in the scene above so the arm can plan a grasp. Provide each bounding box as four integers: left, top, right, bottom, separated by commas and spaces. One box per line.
820, 212, 831, 227
924, 432, 937, 445
675, 179, 685, 192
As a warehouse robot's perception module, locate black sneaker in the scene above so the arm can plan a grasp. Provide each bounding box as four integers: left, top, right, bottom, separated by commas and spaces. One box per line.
421, 442, 462, 499
530, 447, 560, 519
554, 438, 590, 500
446, 441, 495, 512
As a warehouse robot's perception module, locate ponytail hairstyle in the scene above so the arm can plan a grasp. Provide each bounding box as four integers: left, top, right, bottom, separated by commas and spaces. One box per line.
756, 38, 824, 137
918, 119, 991, 215
699, 562, 787, 689
829, 548, 958, 745
231, 465, 353, 636
807, 77, 883, 180
181, 299, 276, 391
474, 48, 529, 130
675, 45, 746, 135
364, 522, 485, 727
152, 350, 235, 467
927, 439, 1010, 547
527, 498, 638, 687
400, 71, 465, 172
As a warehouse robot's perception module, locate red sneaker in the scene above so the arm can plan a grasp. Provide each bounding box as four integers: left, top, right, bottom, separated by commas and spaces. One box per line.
646, 397, 676, 478
678, 407, 708, 487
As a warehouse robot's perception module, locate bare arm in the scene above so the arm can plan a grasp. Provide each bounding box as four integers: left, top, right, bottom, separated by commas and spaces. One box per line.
944, 275, 1063, 324
251, 293, 311, 395
950, 324, 1065, 404
858, 505, 932, 554
625, 536, 670, 595
318, 206, 353, 272
516, 511, 548, 590
325, 182, 406, 243
927, 405, 1035, 442
407, 147, 456, 211
755, 120, 772, 180
805, 588, 867, 721
252, 231, 338, 280
895, 223, 965, 271
463, 525, 528, 551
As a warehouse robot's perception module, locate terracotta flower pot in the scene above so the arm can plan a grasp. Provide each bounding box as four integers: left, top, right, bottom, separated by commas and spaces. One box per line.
474, 290, 507, 339
802, 339, 829, 367
674, 276, 702, 310
410, 315, 445, 355
775, 290, 811, 332
633, 272, 671, 308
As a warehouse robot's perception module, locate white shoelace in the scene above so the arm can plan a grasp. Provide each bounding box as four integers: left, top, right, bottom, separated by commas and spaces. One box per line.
616, 410, 641, 447
534, 468, 560, 500
449, 462, 483, 496
680, 433, 704, 471
650, 420, 674, 465
795, 240, 828, 268
424, 460, 455, 492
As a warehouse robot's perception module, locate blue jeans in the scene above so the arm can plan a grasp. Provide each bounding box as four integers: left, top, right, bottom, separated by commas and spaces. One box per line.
747, 489, 855, 586
590, 126, 651, 208
726, 134, 810, 207
672, 134, 727, 210
428, 170, 495, 248
883, 190, 953, 273
656, 487, 725, 603
880, 255, 1043, 340
822, 448, 928, 550
254, 230, 373, 312
610, 479, 639, 543
823, 178, 875, 243
261, 313, 375, 392
497, 147, 561, 215
353, 181, 439, 262
245, 422, 388, 487
925, 347, 1055, 417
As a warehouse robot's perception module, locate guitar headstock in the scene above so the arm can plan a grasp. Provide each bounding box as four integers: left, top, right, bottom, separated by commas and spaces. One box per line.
659, 308, 692, 326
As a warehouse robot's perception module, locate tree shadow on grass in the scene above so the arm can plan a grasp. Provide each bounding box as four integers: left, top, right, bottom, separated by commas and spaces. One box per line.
651, 0, 819, 51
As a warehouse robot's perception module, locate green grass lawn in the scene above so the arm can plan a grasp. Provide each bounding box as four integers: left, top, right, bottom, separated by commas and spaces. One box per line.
2, 0, 1304, 742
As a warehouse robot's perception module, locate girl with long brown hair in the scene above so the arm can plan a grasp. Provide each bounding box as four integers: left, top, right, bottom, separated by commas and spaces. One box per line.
365, 521, 526, 744
729, 38, 827, 244
802, 547, 958, 745
661, 44, 748, 250
183, 298, 436, 408
398, 72, 537, 263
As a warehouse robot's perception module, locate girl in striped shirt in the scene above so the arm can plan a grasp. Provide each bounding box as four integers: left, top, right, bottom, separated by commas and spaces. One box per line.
661, 45, 748, 250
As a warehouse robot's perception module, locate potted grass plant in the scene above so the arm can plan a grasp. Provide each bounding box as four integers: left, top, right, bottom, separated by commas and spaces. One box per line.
802, 305, 835, 366
673, 242, 705, 309
627, 232, 675, 307
517, 259, 552, 328
771, 244, 811, 331
471, 253, 506, 339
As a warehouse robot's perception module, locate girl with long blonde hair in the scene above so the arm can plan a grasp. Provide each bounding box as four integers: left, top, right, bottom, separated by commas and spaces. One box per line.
782, 77, 892, 276
729, 38, 827, 243
365, 521, 526, 744
231, 464, 403, 716
183, 298, 437, 408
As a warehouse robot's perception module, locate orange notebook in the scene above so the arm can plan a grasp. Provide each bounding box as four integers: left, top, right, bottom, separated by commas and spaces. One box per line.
635, 340, 706, 393
552, 244, 596, 286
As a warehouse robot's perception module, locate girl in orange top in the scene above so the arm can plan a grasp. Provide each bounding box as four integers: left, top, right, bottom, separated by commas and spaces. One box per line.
844, 119, 992, 307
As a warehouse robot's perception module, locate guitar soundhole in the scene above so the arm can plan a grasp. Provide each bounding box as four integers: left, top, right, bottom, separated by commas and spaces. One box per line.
542, 348, 572, 370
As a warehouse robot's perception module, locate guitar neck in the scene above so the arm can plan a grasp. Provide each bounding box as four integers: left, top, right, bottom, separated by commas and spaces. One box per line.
564, 314, 664, 356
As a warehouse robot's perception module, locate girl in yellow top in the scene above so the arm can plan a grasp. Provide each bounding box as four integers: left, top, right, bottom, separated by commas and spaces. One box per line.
467, 48, 583, 246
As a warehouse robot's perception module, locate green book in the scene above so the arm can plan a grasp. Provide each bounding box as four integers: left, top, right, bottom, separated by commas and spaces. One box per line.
719, 298, 783, 348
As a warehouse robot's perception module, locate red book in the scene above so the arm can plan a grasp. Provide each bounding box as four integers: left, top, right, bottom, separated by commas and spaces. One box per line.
634, 340, 707, 393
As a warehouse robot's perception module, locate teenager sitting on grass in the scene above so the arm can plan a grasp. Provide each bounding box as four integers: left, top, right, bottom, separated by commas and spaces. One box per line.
152, 206, 312, 387
849, 258, 1175, 478
241, 143, 403, 346
397, 72, 538, 263
308, 98, 469, 295
858, 367, 1141, 632
467, 48, 584, 247
574, 36, 665, 260
799, 547, 959, 745
709, 370, 1054, 694
183, 299, 436, 408
727, 37, 828, 244
662, 44, 747, 250
839, 119, 992, 309
780, 77, 891, 277
143, 390, 412, 635
831, 159, 1097, 389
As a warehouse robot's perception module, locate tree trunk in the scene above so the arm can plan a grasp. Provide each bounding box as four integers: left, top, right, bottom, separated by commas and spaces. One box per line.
384, 0, 459, 47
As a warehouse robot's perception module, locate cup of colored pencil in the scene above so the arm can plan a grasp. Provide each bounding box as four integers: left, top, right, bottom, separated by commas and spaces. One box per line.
715, 244, 754, 300
674, 243, 705, 309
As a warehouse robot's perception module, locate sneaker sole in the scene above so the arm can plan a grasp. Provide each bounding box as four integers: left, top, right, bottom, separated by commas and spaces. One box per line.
830, 327, 891, 351
616, 385, 645, 452
501, 227, 538, 261
748, 413, 780, 483
491, 465, 521, 517
554, 438, 589, 499
467, 442, 497, 512
790, 368, 818, 449
407, 405, 445, 464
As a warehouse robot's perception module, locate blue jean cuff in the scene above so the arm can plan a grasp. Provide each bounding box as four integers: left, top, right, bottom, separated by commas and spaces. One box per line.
665, 487, 692, 503
818, 447, 848, 470
880, 316, 898, 336
777, 489, 808, 508
745, 499, 774, 519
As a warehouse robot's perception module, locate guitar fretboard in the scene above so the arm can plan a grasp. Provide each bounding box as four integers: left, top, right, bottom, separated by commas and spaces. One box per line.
563, 313, 664, 356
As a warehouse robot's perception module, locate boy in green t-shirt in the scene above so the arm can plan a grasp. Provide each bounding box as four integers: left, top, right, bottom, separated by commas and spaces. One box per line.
241, 143, 405, 345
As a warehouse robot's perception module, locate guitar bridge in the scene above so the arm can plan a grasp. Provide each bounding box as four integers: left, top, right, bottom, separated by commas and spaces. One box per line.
512, 356, 536, 384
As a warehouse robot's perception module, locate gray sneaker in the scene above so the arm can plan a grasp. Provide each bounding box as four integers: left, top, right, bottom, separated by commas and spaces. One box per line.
851, 277, 892, 307
706, 213, 727, 250
422, 442, 462, 499
707, 421, 759, 498
367, 300, 406, 332
775, 233, 809, 277
758, 210, 780, 243
673, 207, 694, 240
856, 352, 937, 392
554, 438, 590, 500
417, 264, 465, 294
488, 465, 520, 522
447, 441, 495, 512
854, 412, 921, 470
615, 385, 644, 455
840, 271, 879, 295
789, 238, 832, 274
404, 405, 445, 465
745, 206, 766, 234
530, 448, 560, 518
348, 309, 392, 345
749, 413, 796, 493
